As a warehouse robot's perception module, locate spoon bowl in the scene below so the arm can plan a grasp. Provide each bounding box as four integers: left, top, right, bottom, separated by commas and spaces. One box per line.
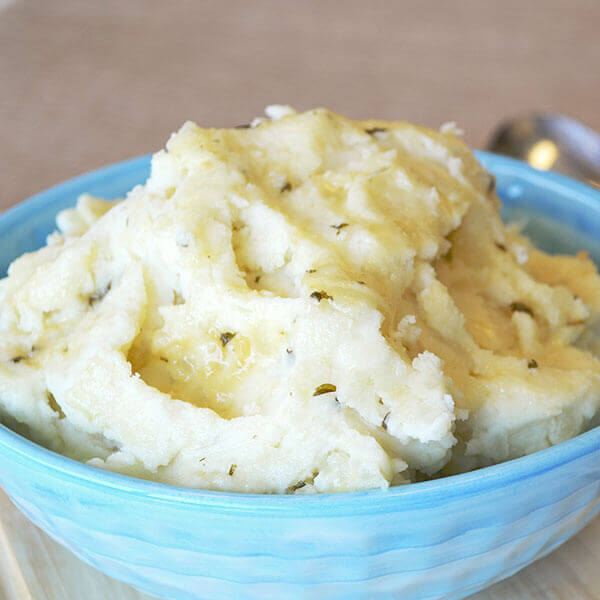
488, 113, 600, 188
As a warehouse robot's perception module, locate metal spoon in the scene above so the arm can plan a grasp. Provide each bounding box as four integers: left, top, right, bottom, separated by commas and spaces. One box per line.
487, 113, 600, 188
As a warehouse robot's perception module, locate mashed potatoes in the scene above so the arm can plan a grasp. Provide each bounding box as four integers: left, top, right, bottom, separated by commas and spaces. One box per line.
1, 106, 600, 493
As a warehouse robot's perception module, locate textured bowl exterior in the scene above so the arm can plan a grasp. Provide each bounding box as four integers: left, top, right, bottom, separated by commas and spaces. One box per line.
1, 152, 600, 600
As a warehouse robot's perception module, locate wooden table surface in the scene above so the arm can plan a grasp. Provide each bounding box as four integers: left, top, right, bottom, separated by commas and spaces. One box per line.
1, 1, 600, 598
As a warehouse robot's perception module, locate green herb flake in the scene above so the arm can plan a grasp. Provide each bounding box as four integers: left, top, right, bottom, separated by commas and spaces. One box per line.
89, 281, 112, 306
234, 124, 250, 129
510, 302, 533, 317
173, 291, 185, 306
306, 268, 317, 274
495, 242, 507, 251
310, 291, 332, 302
159, 357, 169, 363
280, 181, 292, 192
11, 344, 36, 363
382, 411, 391, 430
229, 464, 237, 476
331, 223, 349, 235
47, 392, 65, 419
365, 127, 387, 135
220, 332, 236, 347
528, 359, 538, 369
286, 480, 306, 493
357, 280, 366, 285
313, 383, 337, 396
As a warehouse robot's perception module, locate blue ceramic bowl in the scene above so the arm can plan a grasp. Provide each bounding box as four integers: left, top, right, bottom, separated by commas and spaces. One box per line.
1, 152, 600, 600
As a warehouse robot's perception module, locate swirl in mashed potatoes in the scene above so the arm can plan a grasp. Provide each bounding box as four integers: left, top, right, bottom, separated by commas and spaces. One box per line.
1, 106, 600, 493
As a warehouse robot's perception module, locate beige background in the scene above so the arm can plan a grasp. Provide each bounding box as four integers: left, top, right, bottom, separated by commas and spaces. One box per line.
2, 0, 600, 207
1, 1, 600, 599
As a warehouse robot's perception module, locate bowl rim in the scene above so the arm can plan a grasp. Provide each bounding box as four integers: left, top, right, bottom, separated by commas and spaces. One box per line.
1, 150, 600, 514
